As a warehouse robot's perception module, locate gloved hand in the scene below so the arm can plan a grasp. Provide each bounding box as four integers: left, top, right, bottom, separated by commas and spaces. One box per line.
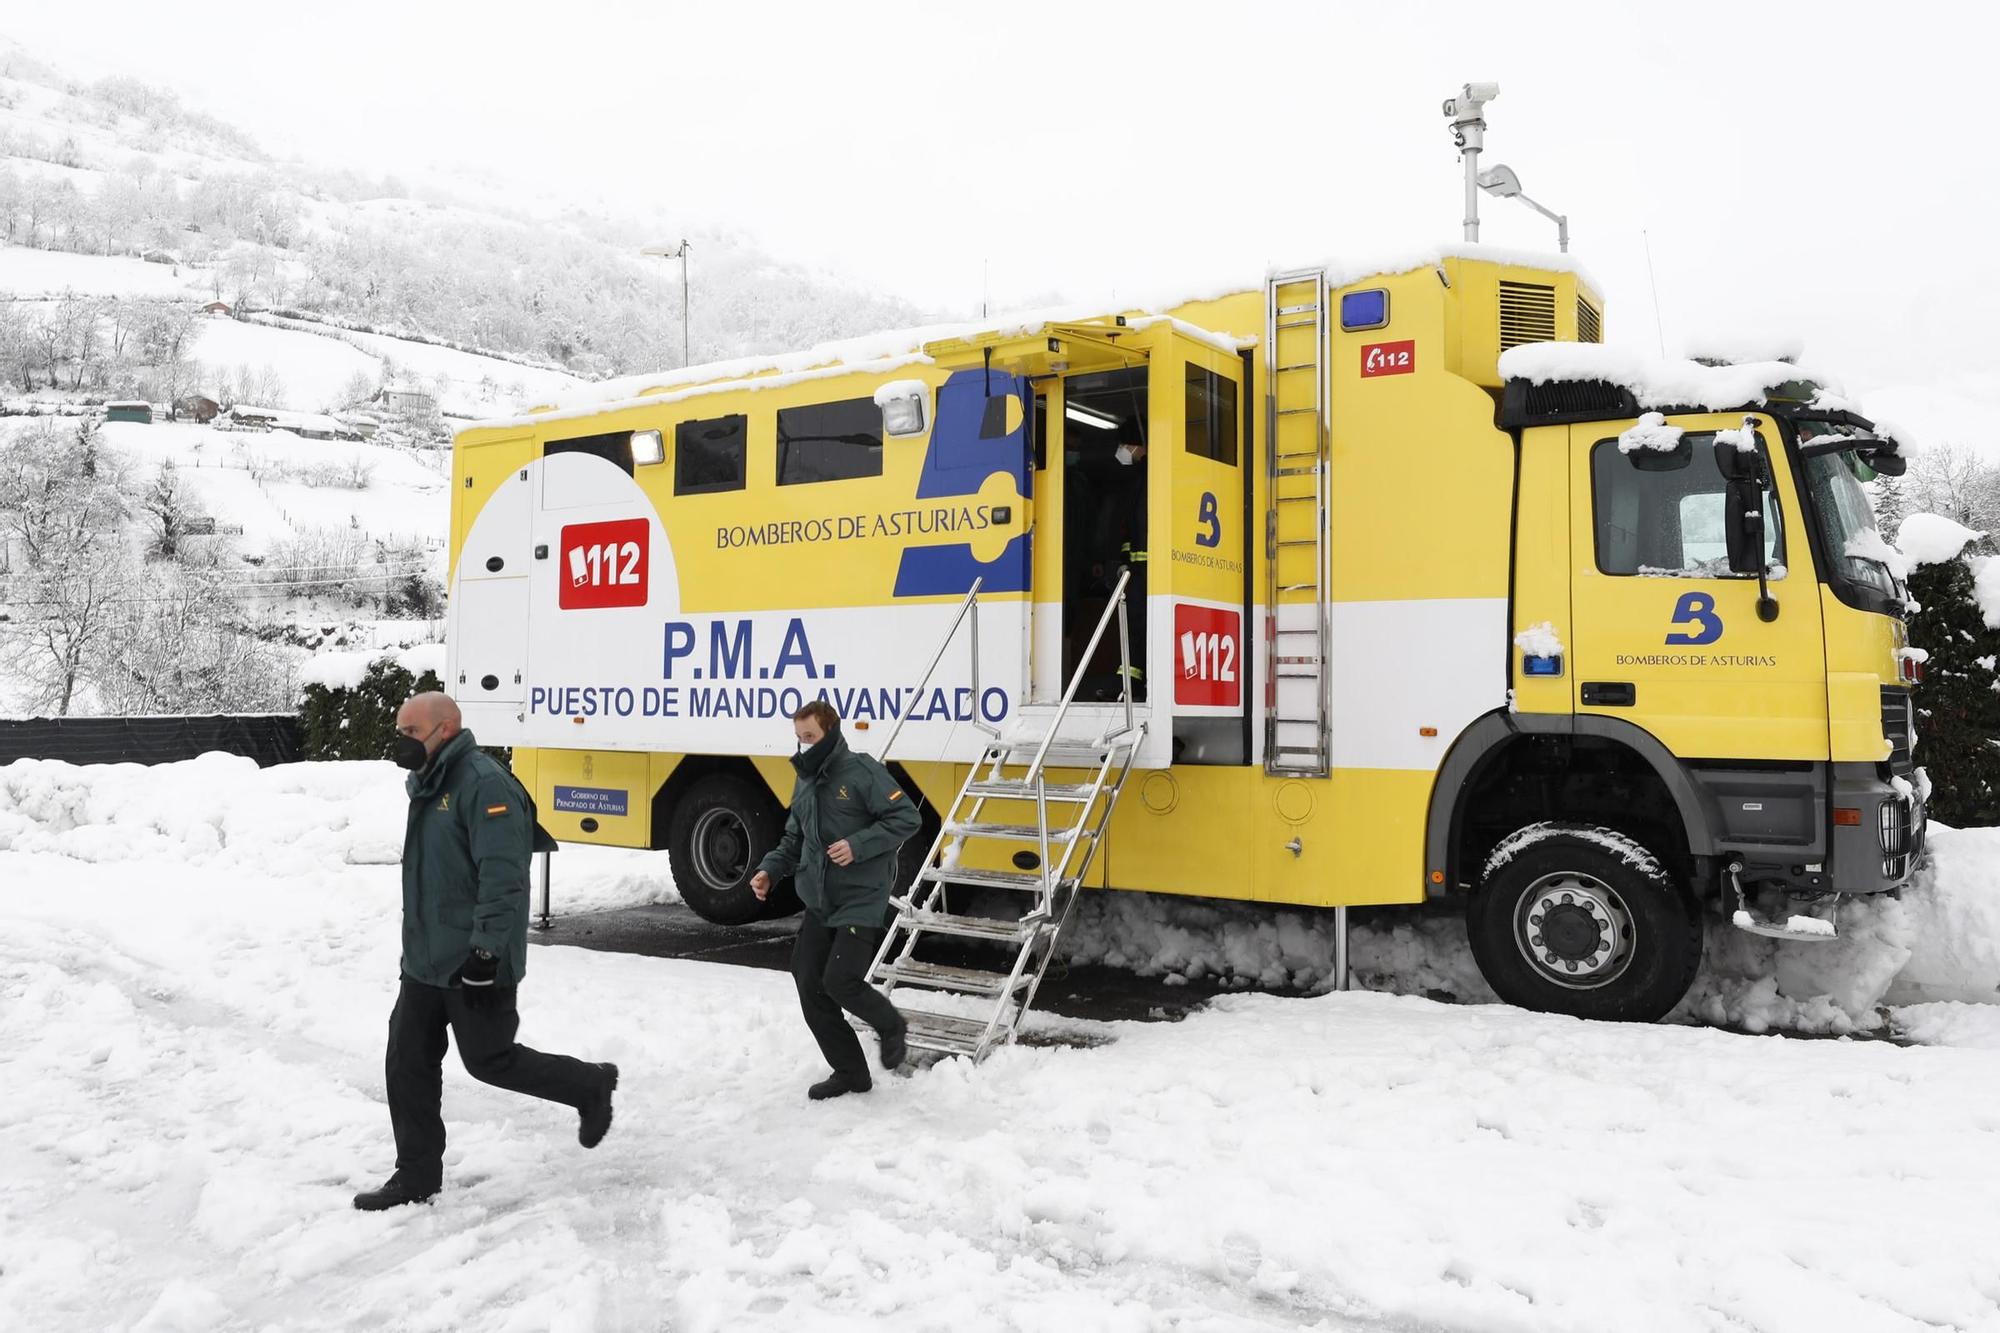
457, 949, 498, 1010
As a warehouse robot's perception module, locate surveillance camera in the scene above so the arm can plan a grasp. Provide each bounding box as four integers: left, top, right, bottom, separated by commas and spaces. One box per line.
1464, 81, 1500, 103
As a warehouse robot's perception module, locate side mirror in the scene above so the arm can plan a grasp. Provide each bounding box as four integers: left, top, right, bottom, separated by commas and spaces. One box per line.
1725, 478, 1766, 575
1715, 437, 1759, 482
1868, 449, 1908, 477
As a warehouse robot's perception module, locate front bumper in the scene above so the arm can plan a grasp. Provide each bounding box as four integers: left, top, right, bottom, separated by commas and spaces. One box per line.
1831, 763, 1925, 893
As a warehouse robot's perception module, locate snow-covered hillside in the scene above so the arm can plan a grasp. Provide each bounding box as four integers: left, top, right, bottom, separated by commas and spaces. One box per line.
1, 754, 1997, 1331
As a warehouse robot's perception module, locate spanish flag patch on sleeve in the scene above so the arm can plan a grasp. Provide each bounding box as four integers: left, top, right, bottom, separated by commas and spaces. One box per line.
484, 803, 510, 818
888, 790, 903, 801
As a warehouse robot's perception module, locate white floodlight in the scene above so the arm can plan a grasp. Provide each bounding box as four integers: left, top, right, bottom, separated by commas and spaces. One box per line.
631, 429, 665, 466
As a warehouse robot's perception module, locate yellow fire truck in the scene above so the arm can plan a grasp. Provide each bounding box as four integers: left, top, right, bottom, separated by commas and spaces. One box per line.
448, 246, 1921, 1056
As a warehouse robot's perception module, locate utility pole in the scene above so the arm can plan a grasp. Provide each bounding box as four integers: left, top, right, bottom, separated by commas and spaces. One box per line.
641, 240, 692, 367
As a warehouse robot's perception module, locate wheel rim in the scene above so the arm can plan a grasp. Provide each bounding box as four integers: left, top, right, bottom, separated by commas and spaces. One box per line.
690, 807, 751, 892
1512, 870, 1637, 990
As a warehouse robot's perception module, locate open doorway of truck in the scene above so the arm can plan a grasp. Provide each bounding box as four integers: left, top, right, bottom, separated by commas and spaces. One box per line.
1061, 366, 1148, 701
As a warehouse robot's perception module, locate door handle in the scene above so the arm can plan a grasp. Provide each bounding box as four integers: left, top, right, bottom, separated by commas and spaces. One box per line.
1581, 681, 1636, 707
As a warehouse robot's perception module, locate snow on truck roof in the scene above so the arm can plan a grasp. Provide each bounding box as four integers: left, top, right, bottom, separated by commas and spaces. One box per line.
468, 244, 1594, 435
1498, 343, 1852, 414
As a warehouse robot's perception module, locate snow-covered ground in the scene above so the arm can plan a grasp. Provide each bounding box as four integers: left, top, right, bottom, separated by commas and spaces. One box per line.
4, 754, 1999, 1331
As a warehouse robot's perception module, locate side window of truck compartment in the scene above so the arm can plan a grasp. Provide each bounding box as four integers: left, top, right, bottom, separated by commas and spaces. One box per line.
1591, 432, 1784, 576
545, 430, 635, 475
674, 414, 748, 495
1183, 364, 1238, 465
776, 398, 883, 485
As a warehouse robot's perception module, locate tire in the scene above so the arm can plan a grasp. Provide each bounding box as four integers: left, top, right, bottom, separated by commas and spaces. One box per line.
664, 773, 795, 925
1466, 822, 1701, 1022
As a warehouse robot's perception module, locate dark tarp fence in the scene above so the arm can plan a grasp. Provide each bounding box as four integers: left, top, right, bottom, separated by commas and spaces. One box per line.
0, 715, 304, 768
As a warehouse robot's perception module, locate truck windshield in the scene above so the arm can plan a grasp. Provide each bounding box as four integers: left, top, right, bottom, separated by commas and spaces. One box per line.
1795, 419, 1900, 602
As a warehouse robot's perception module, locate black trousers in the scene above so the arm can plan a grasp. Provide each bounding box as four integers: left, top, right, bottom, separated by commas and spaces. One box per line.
385, 978, 599, 1188
791, 912, 904, 1080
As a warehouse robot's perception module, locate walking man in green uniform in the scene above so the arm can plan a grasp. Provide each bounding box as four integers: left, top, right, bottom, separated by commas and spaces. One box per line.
353, 691, 618, 1211
750, 700, 922, 1100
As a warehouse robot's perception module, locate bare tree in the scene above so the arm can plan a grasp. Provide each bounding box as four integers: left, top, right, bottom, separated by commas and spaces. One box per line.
93, 565, 290, 715
1907, 444, 1999, 530
141, 458, 205, 560
0, 420, 128, 570
1, 538, 126, 715
139, 304, 202, 418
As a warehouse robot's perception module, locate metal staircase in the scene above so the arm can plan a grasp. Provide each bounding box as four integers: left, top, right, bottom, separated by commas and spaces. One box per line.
869, 569, 1144, 1061
1264, 268, 1333, 777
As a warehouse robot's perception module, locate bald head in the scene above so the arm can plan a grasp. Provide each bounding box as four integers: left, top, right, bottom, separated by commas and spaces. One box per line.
395, 691, 462, 764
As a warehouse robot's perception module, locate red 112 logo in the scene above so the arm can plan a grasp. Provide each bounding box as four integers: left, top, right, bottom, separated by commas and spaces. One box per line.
1361, 339, 1416, 377
559, 518, 649, 610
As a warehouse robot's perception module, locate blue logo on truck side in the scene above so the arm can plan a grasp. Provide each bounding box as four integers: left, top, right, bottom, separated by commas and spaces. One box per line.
553, 786, 630, 817
1664, 592, 1723, 646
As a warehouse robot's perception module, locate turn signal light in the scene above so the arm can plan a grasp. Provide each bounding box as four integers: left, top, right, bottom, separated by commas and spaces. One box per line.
1833, 808, 1862, 826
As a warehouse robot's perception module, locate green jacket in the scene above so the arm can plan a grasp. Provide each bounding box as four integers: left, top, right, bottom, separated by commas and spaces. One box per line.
400, 730, 543, 988
757, 732, 922, 927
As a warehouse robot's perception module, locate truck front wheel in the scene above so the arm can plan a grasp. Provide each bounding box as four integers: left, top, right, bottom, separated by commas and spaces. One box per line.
1466, 823, 1701, 1022
665, 773, 798, 924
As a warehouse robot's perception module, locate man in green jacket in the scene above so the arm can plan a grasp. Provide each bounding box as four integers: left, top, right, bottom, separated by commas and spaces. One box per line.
353, 692, 617, 1211
751, 700, 921, 1100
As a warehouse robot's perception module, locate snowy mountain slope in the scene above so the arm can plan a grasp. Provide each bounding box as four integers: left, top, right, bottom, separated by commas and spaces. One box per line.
2, 754, 1998, 1332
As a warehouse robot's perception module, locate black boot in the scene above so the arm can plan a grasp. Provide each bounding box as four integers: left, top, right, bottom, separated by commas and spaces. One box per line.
579, 1063, 618, 1149
879, 1017, 907, 1072
353, 1175, 438, 1211
808, 1070, 871, 1101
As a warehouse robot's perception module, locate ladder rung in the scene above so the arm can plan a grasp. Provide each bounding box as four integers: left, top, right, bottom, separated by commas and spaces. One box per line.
1275, 494, 1316, 503
964, 778, 1096, 801
1275, 407, 1319, 416
1274, 466, 1319, 477
898, 909, 1043, 942
1276, 304, 1320, 316
877, 959, 1027, 997
1272, 745, 1325, 756
1277, 582, 1320, 592
1275, 626, 1318, 634
1272, 362, 1319, 372
1276, 539, 1318, 547
922, 866, 1074, 893
1275, 655, 1322, 664
945, 820, 1082, 843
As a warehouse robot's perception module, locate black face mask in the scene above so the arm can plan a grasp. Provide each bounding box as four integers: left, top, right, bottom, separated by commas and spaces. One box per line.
794, 731, 838, 776
393, 730, 433, 771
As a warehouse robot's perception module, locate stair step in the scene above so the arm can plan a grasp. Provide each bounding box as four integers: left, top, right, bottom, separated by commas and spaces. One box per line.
945, 820, 1083, 843
992, 741, 1116, 767
897, 908, 1043, 942
897, 1007, 998, 1055
878, 958, 1027, 996
922, 865, 1075, 892
964, 778, 1097, 801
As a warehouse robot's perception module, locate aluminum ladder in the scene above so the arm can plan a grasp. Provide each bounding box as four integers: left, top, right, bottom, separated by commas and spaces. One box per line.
1263, 268, 1333, 777
868, 569, 1144, 1062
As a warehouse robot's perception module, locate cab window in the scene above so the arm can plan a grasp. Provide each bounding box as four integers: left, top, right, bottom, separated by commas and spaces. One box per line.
1591, 432, 1783, 576
1184, 364, 1238, 465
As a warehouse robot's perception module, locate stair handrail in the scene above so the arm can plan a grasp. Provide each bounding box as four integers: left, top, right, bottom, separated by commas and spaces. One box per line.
1023, 567, 1134, 788
878, 577, 993, 762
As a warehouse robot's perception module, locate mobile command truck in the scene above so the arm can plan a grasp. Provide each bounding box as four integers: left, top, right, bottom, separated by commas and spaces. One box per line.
447, 248, 1921, 1048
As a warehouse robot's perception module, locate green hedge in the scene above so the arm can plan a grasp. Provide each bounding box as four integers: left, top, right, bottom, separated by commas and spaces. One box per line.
300, 657, 445, 762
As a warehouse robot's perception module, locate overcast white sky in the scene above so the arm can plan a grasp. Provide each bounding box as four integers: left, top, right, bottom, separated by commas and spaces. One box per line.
6, 1, 1996, 418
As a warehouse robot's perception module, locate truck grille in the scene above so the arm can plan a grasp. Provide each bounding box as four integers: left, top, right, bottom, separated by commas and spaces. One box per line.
1881, 688, 1914, 771
1881, 796, 1915, 880
1500, 281, 1557, 349
1577, 298, 1602, 344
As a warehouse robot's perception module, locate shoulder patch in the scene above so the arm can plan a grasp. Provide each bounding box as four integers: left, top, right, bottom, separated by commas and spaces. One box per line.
484, 803, 510, 818
887, 790, 903, 801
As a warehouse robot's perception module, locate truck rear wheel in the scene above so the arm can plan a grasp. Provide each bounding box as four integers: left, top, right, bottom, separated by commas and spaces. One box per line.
665, 773, 797, 924
1466, 823, 1701, 1022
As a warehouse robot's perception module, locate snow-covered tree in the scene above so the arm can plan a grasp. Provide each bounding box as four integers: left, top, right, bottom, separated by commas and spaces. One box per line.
1904, 534, 2000, 826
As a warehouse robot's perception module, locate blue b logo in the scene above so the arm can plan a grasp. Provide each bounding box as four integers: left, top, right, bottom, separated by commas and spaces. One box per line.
1665, 592, 1723, 646
1196, 492, 1221, 548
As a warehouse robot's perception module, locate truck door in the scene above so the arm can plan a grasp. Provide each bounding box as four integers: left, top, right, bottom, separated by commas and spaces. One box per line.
448, 434, 535, 726
1568, 416, 1828, 763
1164, 337, 1251, 763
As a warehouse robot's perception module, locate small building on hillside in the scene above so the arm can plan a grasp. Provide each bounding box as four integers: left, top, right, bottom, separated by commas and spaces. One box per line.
203, 301, 232, 318
105, 401, 153, 424
176, 395, 221, 424
227, 404, 278, 430
378, 388, 439, 420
